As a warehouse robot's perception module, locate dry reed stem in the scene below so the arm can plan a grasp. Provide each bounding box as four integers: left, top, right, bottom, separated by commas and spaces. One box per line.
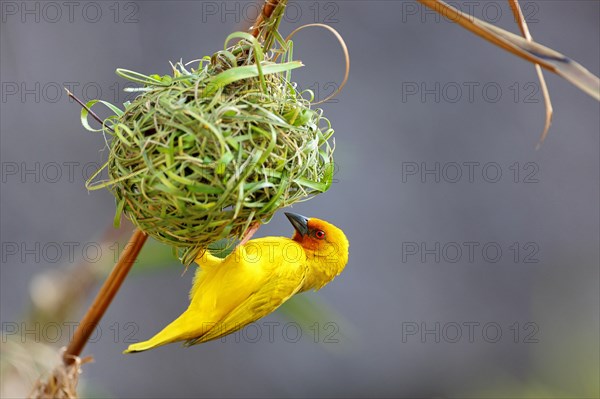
31, 2, 299, 396
507, 0, 553, 148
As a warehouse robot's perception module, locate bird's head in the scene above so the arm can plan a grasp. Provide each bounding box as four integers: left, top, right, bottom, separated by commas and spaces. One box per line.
285, 212, 349, 265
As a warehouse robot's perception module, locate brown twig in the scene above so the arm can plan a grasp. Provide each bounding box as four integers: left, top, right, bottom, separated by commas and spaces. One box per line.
251, 0, 281, 37
507, 0, 553, 148
60, 0, 279, 367
240, 222, 262, 245
237, 1, 281, 241
63, 230, 147, 365
417, 0, 557, 72
418, 0, 599, 100
64, 88, 114, 133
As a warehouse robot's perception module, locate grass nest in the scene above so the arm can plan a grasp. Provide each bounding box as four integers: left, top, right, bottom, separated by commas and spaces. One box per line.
83, 32, 336, 265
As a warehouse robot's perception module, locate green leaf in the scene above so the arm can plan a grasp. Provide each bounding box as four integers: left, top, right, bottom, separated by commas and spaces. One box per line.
79, 99, 123, 132
113, 197, 125, 228
116, 68, 170, 86
204, 61, 304, 97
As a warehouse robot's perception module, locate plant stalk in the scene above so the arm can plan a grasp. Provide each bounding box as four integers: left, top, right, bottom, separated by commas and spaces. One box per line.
60, 0, 279, 367
63, 230, 147, 365
252, 0, 282, 37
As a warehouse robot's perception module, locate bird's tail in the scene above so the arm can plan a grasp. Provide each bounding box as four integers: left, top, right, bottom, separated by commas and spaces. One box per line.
123, 313, 196, 354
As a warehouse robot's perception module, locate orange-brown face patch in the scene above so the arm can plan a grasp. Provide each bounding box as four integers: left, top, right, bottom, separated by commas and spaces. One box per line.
292, 219, 329, 251
290, 216, 349, 266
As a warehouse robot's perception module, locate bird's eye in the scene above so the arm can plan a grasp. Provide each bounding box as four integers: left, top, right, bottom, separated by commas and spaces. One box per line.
315, 230, 326, 239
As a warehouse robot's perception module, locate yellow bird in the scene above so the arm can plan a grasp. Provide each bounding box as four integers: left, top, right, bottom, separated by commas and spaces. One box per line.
124, 212, 349, 353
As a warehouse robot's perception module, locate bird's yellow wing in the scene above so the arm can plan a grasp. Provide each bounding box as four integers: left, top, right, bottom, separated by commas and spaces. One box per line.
125, 238, 307, 353
185, 244, 307, 346
189, 249, 226, 300
196, 250, 224, 269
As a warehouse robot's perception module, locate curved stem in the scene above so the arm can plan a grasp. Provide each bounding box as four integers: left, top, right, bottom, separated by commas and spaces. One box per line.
63, 230, 147, 365
60, 0, 279, 367
251, 0, 282, 38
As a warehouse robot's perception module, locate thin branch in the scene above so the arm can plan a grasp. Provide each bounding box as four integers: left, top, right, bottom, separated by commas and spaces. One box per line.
417, 0, 600, 100
240, 222, 261, 245
60, 0, 280, 367
64, 88, 114, 133
417, 0, 555, 70
508, 0, 553, 148
234, 0, 283, 241
63, 230, 147, 365
282, 23, 350, 105
251, 0, 281, 38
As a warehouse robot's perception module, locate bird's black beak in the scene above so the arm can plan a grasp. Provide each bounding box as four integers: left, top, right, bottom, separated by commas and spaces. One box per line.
285, 212, 309, 236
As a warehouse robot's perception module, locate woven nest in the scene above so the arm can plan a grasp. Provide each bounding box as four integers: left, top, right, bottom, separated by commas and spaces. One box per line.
87, 33, 335, 265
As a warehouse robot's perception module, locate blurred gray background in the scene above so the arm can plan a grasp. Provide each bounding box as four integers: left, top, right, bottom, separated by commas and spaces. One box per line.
1, 1, 598, 398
